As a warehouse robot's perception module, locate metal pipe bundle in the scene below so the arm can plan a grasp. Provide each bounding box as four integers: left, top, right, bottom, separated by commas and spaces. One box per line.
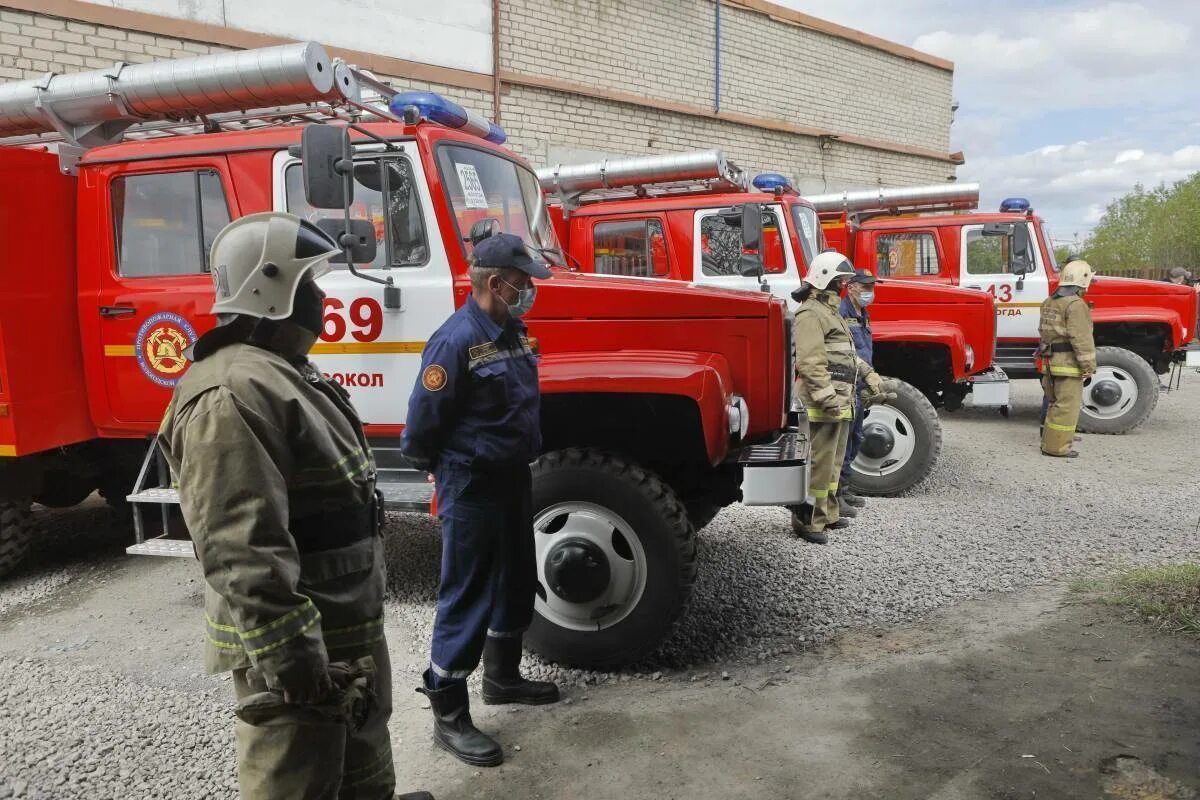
805, 183, 980, 214
0, 41, 337, 146
537, 150, 747, 194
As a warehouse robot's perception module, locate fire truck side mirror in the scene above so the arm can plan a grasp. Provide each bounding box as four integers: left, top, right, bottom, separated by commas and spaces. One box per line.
1010, 224, 1034, 276
317, 218, 378, 265
467, 218, 502, 245
301, 125, 354, 210
739, 202, 765, 278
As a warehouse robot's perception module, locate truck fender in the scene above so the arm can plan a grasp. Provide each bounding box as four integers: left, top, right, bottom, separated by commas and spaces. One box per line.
538, 350, 734, 465
1090, 306, 1187, 351
871, 320, 970, 379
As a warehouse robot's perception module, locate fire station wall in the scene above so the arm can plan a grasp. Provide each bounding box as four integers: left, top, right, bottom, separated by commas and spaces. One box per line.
500, 0, 955, 152
502, 84, 953, 192
0, 8, 495, 117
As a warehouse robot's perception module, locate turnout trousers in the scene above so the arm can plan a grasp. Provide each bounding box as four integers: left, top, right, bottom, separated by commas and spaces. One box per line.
839, 395, 866, 490
1040, 373, 1083, 456
430, 462, 536, 685
799, 419, 852, 533
231, 635, 395, 800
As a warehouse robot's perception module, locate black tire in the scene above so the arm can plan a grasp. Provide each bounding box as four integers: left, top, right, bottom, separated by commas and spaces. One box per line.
526, 449, 697, 670
847, 378, 942, 496
0, 500, 34, 580
683, 500, 722, 531
1077, 346, 1159, 434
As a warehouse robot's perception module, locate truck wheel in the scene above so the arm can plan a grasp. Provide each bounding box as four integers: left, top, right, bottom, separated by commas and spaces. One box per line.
526, 449, 697, 670
848, 378, 942, 496
1077, 346, 1158, 434
0, 500, 34, 579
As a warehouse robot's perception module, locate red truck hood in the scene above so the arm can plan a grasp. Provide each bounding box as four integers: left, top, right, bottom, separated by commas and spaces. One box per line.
869, 278, 998, 378
525, 269, 777, 320
1085, 276, 1198, 348
1087, 275, 1195, 299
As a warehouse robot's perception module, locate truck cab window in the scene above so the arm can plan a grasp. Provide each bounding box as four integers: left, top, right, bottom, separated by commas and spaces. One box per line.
964, 226, 1030, 276
700, 212, 786, 276
285, 157, 428, 269
112, 170, 230, 277
876, 232, 940, 277
593, 219, 669, 277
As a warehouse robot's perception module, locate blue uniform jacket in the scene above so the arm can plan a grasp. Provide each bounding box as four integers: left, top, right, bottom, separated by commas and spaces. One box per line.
839, 296, 873, 386
401, 296, 541, 471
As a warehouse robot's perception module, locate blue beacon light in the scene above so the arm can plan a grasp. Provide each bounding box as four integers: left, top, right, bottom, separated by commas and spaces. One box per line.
752, 172, 794, 193
999, 197, 1031, 213
388, 91, 507, 145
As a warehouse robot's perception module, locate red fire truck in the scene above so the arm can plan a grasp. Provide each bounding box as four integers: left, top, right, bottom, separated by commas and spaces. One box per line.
813, 185, 1199, 433
537, 152, 1005, 495
0, 43, 808, 669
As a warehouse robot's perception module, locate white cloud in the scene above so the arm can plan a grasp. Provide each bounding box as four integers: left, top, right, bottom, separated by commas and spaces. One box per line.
776, 0, 1200, 238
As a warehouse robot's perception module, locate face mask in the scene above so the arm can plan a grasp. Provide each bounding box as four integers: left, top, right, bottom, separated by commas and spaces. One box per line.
500, 278, 537, 318
859, 291, 875, 305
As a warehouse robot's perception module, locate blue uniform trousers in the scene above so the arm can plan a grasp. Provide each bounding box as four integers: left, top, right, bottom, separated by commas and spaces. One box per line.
429, 461, 536, 687
839, 392, 866, 488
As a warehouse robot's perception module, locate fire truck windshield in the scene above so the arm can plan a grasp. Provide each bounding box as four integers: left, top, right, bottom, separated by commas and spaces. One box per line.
435, 144, 566, 268
1041, 225, 1060, 273
790, 204, 820, 266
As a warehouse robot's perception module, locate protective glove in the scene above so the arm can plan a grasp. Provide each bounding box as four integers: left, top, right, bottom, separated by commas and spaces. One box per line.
1079, 359, 1097, 377
820, 395, 849, 417
860, 377, 898, 407
248, 660, 334, 706
327, 656, 379, 730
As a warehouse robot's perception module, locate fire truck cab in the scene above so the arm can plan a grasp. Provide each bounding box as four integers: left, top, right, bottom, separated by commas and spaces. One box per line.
540, 153, 1004, 495
0, 43, 808, 670
815, 187, 1200, 434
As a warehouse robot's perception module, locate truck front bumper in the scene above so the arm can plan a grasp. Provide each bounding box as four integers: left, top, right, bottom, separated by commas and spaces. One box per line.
968, 366, 1011, 407
734, 428, 810, 506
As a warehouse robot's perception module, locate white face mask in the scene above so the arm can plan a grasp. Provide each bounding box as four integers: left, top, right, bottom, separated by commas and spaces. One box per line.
859, 290, 875, 306
500, 277, 537, 318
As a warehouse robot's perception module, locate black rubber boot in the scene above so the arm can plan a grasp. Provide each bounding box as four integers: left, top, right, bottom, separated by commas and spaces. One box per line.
842, 492, 866, 508
482, 636, 560, 706
396, 793, 436, 800
791, 509, 828, 544
1041, 450, 1080, 459
827, 517, 851, 530
416, 670, 503, 767
837, 496, 858, 518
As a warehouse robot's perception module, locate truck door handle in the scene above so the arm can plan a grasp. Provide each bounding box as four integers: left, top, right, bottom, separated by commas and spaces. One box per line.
99, 305, 137, 318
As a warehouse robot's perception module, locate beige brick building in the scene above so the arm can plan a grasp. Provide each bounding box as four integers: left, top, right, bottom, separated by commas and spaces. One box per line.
0, 0, 961, 190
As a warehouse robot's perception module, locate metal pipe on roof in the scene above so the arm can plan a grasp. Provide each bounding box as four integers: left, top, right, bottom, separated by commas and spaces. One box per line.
0, 41, 336, 147
537, 149, 747, 194
805, 182, 981, 214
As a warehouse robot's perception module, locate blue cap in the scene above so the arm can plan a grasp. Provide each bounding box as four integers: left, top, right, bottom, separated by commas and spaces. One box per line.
471, 233, 551, 278
849, 268, 876, 285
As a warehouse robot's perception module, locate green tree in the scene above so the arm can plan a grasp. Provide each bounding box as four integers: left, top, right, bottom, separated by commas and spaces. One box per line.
1084, 173, 1200, 278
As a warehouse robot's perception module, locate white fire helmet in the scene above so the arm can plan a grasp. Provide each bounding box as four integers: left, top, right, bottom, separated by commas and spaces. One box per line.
803, 251, 855, 291
209, 212, 340, 320
1059, 258, 1095, 290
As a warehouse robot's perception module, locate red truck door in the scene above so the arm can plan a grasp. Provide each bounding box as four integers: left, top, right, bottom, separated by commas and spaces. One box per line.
85, 158, 235, 427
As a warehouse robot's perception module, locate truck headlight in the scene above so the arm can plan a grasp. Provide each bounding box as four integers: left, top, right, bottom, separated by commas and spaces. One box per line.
727, 395, 749, 440
965, 344, 975, 371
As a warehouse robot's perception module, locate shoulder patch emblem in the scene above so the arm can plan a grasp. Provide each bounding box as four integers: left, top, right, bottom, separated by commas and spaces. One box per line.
421, 364, 448, 392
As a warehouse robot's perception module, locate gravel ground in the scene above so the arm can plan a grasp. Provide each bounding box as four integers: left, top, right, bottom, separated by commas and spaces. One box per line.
0, 375, 1197, 799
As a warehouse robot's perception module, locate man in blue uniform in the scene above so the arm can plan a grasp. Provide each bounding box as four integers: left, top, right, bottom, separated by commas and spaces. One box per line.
401, 233, 559, 768
837, 270, 876, 518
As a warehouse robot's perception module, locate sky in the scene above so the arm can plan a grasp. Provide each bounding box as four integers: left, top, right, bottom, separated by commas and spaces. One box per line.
777, 0, 1200, 249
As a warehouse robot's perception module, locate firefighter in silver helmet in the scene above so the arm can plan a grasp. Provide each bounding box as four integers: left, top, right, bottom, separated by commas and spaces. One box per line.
158, 212, 432, 800
1038, 256, 1096, 458
790, 251, 891, 544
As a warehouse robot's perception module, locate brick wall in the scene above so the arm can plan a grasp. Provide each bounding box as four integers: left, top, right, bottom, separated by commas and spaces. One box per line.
0, 8, 493, 117
1, 3, 956, 189
500, 0, 954, 151
504, 85, 953, 194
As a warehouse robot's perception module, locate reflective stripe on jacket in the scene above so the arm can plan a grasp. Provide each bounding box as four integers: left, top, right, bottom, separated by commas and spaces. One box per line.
1039, 292, 1096, 376
159, 342, 384, 688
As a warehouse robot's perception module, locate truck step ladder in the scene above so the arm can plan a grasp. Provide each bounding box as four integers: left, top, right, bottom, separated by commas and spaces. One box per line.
124, 439, 435, 559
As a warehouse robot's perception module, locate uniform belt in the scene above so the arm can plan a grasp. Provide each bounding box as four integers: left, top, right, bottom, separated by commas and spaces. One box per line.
827, 364, 857, 382
1048, 342, 1074, 353
290, 494, 381, 553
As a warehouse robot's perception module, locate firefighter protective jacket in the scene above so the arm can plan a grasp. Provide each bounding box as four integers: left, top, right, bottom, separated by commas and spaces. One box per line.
793, 290, 875, 422
159, 341, 384, 690
1038, 291, 1096, 376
